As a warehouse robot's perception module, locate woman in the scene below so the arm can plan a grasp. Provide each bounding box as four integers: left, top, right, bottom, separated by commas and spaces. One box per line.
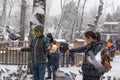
66, 30, 104, 80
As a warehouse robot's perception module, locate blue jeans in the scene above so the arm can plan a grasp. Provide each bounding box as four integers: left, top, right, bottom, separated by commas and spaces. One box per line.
52, 65, 58, 80
32, 62, 46, 80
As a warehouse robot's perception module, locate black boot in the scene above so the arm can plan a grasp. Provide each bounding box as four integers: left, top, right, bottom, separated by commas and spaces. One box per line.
46, 77, 52, 79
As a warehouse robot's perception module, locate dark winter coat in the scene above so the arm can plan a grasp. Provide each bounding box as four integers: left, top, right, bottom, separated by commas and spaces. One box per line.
50, 51, 60, 69
108, 45, 116, 57
69, 42, 104, 77
21, 35, 48, 63
21, 26, 48, 63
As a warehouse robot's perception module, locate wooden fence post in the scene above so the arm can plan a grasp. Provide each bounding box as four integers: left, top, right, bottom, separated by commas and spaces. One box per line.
5, 48, 8, 65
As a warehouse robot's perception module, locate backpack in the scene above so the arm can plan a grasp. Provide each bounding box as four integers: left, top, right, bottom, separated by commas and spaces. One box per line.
86, 43, 112, 75
33, 36, 47, 53
32, 36, 47, 44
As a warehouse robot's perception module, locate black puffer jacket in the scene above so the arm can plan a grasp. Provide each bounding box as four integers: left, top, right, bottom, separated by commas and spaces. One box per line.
70, 42, 104, 76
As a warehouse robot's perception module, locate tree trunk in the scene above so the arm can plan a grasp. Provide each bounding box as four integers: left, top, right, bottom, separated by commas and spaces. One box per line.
79, 0, 87, 36
19, 0, 26, 47
55, 0, 66, 38
29, 0, 46, 46
70, 0, 81, 41
28, 0, 46, 74
93, 0, 103, 31
0, 0, 7, 25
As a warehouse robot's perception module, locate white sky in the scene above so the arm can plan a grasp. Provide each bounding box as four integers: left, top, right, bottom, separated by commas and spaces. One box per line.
49, 0, 120, 16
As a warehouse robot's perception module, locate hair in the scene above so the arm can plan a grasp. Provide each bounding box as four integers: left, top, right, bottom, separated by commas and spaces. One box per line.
47, 33, 54, 43
85, 30, 97, 40
95, 32, 101, 41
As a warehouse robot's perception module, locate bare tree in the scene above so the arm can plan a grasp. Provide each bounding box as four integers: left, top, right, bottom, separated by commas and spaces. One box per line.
99, 1, 113, 23
44, 0, 52, 34
93, 0, 104, 30
79, 0, 87, 35
55, 0, 67, 38
70, 0, 81, 41
19, 0, 26, 42
0, 0, 7, 25
8, 0, 15, 18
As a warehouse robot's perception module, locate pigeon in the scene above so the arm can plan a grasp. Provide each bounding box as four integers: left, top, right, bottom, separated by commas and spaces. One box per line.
9, 33, 20, 40
21, 70, 27, 74
6, 26, 20, 40
100, 76, 105, 80
23, 75, 27, 80
5, 68, 10, 72
1, 69, 5, 73
24, 65, 27, 69
113, 77, 116, 80
70, 72, 77, 80
107, 76, 111, 80
78, 70, 82, 75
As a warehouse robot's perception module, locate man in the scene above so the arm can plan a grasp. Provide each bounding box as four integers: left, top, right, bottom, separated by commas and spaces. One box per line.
21, 25, 48, 80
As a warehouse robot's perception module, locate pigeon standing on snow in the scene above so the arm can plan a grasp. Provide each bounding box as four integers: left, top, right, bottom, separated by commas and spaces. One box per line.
113, 77, 116, 80
100, 76, 105, 80
70, 72, 77, 80
5, 68, 10, 72
23, 75, 27, 80
1, 69, 5, 73
78, 70, 82, 75
107, 76, 111, 80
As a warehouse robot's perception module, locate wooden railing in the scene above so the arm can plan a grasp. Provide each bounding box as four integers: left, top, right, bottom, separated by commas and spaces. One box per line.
0, 41, 84, 67
0, 41, 29, 65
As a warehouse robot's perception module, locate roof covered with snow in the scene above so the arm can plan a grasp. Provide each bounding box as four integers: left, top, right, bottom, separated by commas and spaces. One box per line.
54, 39, 66, 43
103, 22, 120, 25
74, 39, 85, 42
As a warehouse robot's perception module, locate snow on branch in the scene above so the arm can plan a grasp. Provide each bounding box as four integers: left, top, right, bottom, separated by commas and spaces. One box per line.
93, 0, 103, 30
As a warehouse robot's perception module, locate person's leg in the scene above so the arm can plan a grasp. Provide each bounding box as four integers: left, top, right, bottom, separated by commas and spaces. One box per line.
32, 63, 39, 80
46, 62, 52, 79
52, 66, 57, 80
66, 55, 69, 67
38, 63, 46, 80
71, 54, 75, 66
61, 54, 65, 67
119, 45, 120, 51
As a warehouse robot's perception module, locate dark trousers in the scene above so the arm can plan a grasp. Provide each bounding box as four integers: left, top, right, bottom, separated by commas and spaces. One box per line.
52, 65, 58, 80
32, 62, 46, 80
46, 62, 52, 77
83, 75, 100, 80
69, 53, 75, 65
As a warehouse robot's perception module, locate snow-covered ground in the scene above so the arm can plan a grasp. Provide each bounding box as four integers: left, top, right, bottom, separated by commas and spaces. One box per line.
59, 55, 120, 80
0, 55, 120, 80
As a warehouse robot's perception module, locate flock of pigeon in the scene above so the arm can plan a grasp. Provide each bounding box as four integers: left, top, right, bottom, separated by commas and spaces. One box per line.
58, 67, 117, 80
0, 65, 118, 80
0, 65, 32, 80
